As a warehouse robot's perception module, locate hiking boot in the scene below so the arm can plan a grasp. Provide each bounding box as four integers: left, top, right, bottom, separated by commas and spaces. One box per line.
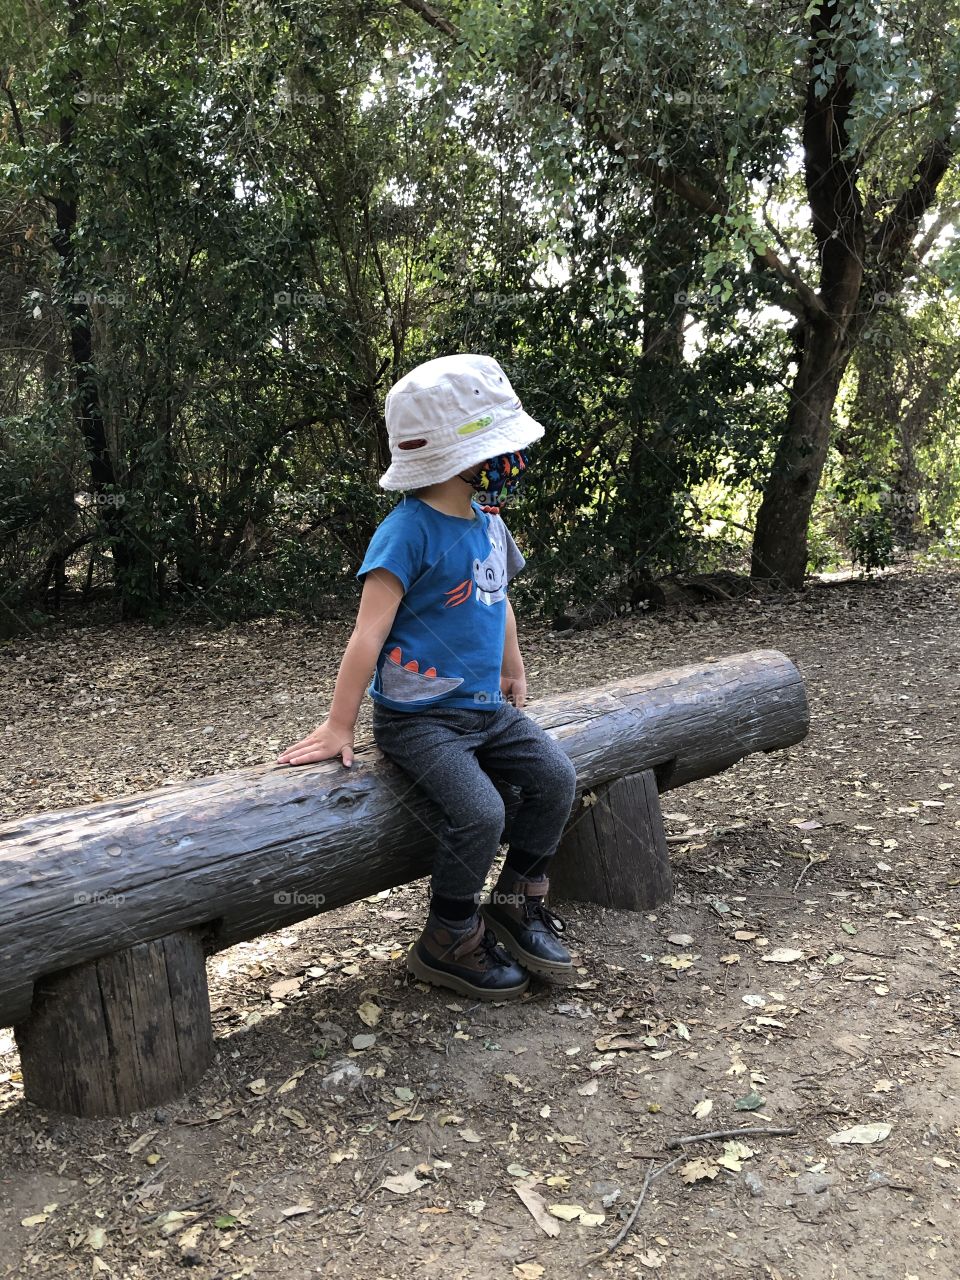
480, 872, 573, 977
407, 912, 530, 1001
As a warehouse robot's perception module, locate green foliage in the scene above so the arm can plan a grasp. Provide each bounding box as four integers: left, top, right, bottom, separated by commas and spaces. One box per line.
0, 0, 958, 626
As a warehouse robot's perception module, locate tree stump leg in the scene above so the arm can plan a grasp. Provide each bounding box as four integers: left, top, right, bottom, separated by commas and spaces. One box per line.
549, 769, 674, 910
14, 930, 214, 1118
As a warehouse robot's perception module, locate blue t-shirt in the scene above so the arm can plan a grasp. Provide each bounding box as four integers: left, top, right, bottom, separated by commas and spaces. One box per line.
355, 496, 526, 712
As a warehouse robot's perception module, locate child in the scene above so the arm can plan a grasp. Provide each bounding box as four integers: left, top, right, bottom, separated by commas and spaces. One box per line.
278, 353, 579, 1001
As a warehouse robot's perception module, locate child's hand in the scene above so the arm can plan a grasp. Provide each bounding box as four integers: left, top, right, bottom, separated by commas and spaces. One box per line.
500, 673, 527, 708
277, 717, 355, 767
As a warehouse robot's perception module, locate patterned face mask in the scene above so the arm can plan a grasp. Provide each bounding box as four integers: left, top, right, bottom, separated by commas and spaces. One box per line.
462, 450, 528, 512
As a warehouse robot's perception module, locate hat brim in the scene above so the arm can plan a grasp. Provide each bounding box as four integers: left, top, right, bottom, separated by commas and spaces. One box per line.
378, 409, 545, 491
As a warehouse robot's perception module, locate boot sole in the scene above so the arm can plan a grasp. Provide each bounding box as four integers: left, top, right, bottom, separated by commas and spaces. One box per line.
481, 911, 575, 977
406, 947, 530, 1002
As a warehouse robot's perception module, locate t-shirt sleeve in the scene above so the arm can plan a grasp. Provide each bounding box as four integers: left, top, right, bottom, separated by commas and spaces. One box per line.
502, 520, 526, 584
355, 507, 425, 593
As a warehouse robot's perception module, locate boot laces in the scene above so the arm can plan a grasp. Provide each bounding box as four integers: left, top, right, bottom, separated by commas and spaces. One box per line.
524, 896, 567, 936
474, 925, 513, 968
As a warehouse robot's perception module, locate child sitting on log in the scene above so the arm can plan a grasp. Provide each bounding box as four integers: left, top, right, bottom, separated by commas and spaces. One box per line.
278, 354, 578, 1001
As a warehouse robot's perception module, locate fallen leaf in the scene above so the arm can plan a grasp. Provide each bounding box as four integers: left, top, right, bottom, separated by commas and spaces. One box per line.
716, 1140, 754, 1171
276, 1067, 308, 1094
680, 1157, 719, 1183
281, 1203, 313, 1218
458, 1128, 483, 1143
762, 948, 805, 964
595, 1034, 646, 1051
548, 1203, 586, 1221
734, 1091, 765, 1111
659, 954, 695, 970
638, 1248, 666, 1268
269, 976, 302, 1000
86, 1226, 108, 1251
352, 1033, 376, 1050
126, 1130, 158, 1155
177, 1223, 203, 1251
278, 1107, 309, 1129
828, 1123, 891, 1146
692, 1098, 714, 1120
578, 1079, 599, 1096
382, 1169, 426, 1194
667, 933, 694, 945
514, 1264, 546, 1280
357, 1001, 382, 1028
513, 1180, 560, 1237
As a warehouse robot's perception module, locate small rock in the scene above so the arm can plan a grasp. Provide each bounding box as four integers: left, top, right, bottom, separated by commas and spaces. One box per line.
743, 1171, 765, 1198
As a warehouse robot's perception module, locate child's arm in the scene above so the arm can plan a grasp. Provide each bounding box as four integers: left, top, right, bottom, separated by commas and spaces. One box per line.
500, 596, 527, 708
277, 568, 405, 767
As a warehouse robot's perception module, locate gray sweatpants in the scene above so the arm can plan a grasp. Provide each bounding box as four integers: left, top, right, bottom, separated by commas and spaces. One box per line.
371, 700, 579, 901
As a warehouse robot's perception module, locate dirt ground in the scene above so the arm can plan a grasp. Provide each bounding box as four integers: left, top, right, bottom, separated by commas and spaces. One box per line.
0, 562, 958, 1280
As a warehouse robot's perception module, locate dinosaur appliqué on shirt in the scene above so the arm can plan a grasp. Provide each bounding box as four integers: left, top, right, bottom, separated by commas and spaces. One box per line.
443, 521, 509, 609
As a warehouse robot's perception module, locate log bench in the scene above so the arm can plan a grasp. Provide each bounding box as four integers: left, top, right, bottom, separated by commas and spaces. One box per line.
0, 648, 809, 1117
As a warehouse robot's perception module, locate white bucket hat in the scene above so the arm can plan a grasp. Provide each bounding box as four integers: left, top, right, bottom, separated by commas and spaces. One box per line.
379, 353, 545, 491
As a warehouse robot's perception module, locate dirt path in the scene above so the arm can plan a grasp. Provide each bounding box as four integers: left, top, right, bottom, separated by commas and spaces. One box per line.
1, 564, 958, 1279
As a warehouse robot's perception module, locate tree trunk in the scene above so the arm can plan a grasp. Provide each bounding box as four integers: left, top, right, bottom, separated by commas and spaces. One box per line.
751, 320, 852, 584
51, 0, 153, 616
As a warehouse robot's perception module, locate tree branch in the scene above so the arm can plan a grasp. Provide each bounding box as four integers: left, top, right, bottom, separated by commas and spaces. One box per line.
870, 134, 956, 266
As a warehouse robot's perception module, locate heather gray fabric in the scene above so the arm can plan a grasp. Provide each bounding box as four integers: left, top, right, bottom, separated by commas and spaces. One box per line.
372, 700, 578, 900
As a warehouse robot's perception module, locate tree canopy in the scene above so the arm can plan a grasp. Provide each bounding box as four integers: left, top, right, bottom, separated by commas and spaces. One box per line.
1, 0, 958, 629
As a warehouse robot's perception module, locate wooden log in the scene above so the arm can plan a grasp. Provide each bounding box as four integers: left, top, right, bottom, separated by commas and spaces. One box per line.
0, 649, 809, 1029
550, 769, 674, 910
14, 930, 213, 1118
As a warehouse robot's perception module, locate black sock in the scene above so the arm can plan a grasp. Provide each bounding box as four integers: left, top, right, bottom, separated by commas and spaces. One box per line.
504, 848, 552, 881
430, 893, 478, 923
